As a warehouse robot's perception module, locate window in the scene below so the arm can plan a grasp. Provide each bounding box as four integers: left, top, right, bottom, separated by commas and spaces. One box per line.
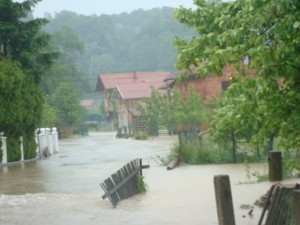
221, 81, 230, 90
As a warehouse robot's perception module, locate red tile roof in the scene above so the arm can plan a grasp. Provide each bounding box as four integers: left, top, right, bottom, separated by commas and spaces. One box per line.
116, 81, 165, 100
95, 71, 171, 92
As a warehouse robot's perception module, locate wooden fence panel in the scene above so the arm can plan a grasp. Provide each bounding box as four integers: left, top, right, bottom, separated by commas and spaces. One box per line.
258, 183, 300, 225
100, 158, 144, 207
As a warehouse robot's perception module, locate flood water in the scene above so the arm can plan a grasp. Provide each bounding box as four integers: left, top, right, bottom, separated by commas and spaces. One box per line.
1, 132, 299, 225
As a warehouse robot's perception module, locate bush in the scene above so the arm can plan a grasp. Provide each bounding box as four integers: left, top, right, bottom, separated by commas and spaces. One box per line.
134, 131, 148, 140
7, 137, 20, 162
180, 143, 226, 164
155, 144, 180, 166
136, 175, 147, 193
23, 137, 37, 160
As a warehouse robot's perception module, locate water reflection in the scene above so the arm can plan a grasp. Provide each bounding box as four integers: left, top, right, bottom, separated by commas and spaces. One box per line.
0, 161, 46, 194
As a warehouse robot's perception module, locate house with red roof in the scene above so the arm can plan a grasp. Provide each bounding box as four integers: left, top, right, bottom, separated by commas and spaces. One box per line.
95, 71, 171, 133
166, 64, 255, 101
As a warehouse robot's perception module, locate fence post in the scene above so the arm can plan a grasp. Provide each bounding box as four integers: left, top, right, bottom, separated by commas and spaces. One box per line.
295, 190, 300, 225
214, 175, 236, 225
46, 128, 54, 154
1, 134, 7, 164
34, 129, 39, 157
37, 128, 46, 158
52, 127, 59, 153
20, 136, 24, 161
268, 151, 282, 181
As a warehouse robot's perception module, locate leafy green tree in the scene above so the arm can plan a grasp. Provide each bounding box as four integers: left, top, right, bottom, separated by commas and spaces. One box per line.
0, 0, 57, 83
41, 26, 90, 95
174, 0, 300, 168
44, 8, 196, 83
173, 88, 205, 131
0, 59, 43, 161
40, 101, 57, 128
49, 82, 86, 130
211, 78, 261, 161
138, 90, 163, 136
140, 87, 205, 136
0, 0, 57, 161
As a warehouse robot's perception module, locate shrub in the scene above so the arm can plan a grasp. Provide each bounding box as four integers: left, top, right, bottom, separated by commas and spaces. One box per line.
134, 131, 148, 140
155, 144, 180, 166
136, 175, 147, 193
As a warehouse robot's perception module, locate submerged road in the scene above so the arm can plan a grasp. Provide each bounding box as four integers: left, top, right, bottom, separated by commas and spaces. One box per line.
1, 132, 297, 225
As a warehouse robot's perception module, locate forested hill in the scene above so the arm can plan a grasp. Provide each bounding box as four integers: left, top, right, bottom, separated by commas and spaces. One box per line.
44, 7, 195, 81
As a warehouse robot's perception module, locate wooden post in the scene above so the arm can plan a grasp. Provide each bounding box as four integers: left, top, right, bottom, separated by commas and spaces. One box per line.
294, 190, 300, 225
139, 158, 143, 176
214, 175, 235, 225
268, 151, 282, 181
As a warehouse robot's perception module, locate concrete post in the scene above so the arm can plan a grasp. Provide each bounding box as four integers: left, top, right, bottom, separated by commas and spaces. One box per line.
37, 128, 46, 158
46, 128, 53, 154
214, 175, 236, 225
1, 134, 7, 164
20, 136, 24, 161
51, 127, 59, 153
268, 151, 282, 181
294, 190, 300, 225
34, 129, 39, 156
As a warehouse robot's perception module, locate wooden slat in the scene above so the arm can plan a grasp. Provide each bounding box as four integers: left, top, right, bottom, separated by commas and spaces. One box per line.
100, 158, 146, 207
102, 165, 139, 199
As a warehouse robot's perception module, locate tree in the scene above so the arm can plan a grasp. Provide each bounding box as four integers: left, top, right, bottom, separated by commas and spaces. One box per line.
0, 0, 56, 161
211, 77, 275, 161
0, 0, 57, 83
50, 82, 86, 130
40, 26, 90, 95
174, 0, 300, 167
0, 59, 43, 161
140, 87, 205, 136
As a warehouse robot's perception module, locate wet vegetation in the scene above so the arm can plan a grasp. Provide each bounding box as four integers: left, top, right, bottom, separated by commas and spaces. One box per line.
143, 0, 300, 177
1, 0, 299, 177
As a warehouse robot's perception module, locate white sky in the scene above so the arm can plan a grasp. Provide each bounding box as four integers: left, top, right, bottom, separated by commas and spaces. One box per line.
26, 0, 196, 17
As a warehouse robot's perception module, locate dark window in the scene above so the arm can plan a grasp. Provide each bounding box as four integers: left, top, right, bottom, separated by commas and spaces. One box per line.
221, 81, 230, 90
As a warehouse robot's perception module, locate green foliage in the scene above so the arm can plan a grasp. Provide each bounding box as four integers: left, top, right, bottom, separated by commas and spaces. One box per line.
44, 8, 196, 81
138, 90, 162, 136
174, 88, 205, 129
155, 144, 180, 166
23, 136, 37, 160
0, 1, 56, 161
134, 131, 148, 140
136, 175, 147, 193
0, 141, 2, 162
48, 82, 86, 134
140, 87, 205, 136
175, 0, 300, 172
180, 143, 233, 164
6, 137, 20, 162
0, 59, 43, 161
0, 0, 57, 83
40, 100, 57, 128
40, 26, 90, 95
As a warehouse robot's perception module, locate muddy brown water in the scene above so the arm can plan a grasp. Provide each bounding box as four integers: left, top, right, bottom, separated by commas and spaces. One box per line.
1, 132, 299, 225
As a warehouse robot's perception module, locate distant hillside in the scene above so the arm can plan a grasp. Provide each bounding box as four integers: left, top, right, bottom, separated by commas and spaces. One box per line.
44, 7, 195, 82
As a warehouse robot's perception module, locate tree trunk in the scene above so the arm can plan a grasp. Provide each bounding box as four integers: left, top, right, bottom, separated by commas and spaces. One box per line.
256, 145, 260, 157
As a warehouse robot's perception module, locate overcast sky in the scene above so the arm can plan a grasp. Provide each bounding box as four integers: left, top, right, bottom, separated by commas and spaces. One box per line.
27, 0, 196, 18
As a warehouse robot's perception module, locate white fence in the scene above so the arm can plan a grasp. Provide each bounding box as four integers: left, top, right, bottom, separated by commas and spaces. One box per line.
0, 127, 59, 164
